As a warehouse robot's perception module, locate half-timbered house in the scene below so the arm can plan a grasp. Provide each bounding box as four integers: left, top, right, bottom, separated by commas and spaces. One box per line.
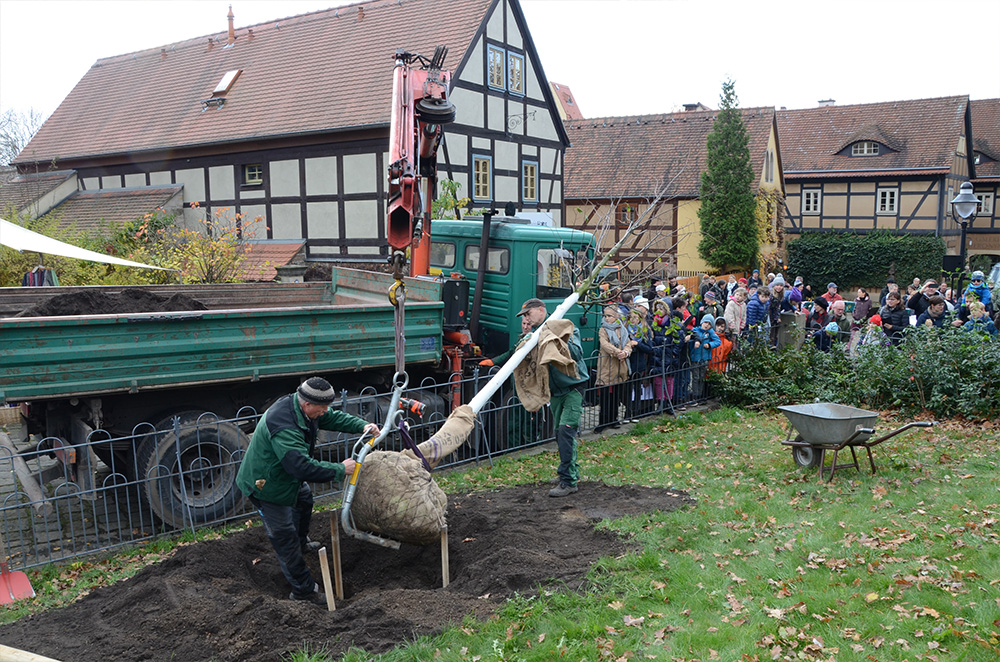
970, 98, 1000, 255
777, 96, 988, 257
12, 0, 569, 264
562, 107, 782, 276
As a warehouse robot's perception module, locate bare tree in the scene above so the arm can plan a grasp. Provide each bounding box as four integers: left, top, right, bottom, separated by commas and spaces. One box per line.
0, 108, 44, 166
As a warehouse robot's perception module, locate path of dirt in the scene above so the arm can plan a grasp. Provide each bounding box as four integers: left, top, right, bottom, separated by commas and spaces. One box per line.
16, 289, 207, 317
0, 482, 693, 662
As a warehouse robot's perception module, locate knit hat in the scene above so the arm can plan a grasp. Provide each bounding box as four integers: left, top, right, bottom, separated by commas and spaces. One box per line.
772, 275, 786, 287
813, 297, 828, 309
738, 277, 747, 285
701, 314, 715, 326
633, 296, 649, 310
655, 284, 667, 292
789, 287, 802, 302
869, 314, 882, 326
794, 277, 803, 286
298, 377, 336, 405
752, 269, 759, 275
705, 290, 717, 300
972, 270, 985, 281
824, 322, 839, 336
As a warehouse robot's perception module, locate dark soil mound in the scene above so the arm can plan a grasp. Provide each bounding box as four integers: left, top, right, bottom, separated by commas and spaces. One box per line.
17, 289, 208, 317
0, 482, 693, 662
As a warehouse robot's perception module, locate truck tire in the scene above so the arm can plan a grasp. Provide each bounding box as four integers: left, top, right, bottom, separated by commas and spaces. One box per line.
791, 437, 820, 468
136, 411, 249, 529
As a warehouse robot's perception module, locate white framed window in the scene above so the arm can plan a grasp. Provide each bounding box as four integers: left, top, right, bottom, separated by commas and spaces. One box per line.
487, 45, 505, 90
507, 52, 525, 95
614, 203, 637, 228
243, 164, 263, 186
764, 149, 776, 183
851, 141, 879, 156
877, 188, 898, 214
976, 192, 994, 215
521, 161, 537, 202
473, 155, 492, 201
802, 190, 821, 214
974, 152, 983, 165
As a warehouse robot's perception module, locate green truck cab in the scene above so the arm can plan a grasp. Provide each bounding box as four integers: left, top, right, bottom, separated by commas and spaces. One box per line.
428, 217, 599, 358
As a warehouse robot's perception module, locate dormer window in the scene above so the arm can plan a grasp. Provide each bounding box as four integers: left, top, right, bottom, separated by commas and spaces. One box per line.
975, 152, 983, 165
851, 141, 879, 156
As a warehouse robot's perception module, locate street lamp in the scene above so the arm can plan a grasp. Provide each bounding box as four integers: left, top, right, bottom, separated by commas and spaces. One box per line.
950, 181, 978, 292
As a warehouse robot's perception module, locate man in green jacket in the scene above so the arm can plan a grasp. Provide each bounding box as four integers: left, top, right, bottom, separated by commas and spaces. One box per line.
237, 377, 379, 605
515, 298, 590, 497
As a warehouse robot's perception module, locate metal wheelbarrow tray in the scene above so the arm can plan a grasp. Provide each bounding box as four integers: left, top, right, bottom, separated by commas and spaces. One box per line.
778, 403, 934, 482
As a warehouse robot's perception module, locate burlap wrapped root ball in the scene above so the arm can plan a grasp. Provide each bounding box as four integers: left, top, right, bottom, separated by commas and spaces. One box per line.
350, 405, 475, 545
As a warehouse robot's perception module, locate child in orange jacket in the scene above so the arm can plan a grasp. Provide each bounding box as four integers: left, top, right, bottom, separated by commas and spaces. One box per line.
709, 318, 733, 375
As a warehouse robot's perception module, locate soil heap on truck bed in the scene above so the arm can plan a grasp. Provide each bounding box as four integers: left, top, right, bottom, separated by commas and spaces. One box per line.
15, 289, 208, 317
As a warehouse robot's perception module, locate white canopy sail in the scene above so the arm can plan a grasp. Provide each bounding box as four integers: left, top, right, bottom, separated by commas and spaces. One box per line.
0, 218, 167, 270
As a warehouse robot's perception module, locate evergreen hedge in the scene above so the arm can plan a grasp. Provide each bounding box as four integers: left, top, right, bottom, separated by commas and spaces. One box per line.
786, 231, 946, 289
711, 325, 1000, 419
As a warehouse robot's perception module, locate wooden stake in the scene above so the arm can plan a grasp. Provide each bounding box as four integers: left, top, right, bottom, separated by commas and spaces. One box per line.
0, 643, 64, 662
440, 526, 449, 588
330, 511, 343, 600
317, 546, 335, 611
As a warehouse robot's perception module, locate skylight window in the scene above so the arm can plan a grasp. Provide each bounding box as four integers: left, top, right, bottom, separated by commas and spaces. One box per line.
213, 69, 242, 96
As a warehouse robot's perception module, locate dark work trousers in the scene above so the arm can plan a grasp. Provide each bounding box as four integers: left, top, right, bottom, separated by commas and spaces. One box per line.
251, 483, 316, 596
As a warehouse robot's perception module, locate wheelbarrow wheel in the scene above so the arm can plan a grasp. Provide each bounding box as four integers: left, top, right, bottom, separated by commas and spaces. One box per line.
791, 437, 820, 468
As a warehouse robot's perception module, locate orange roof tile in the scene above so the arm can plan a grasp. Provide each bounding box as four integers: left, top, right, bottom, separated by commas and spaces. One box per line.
550, 82, 584, 120
777, 96, 969, 179
971, 98, 1000, 182
239, 240, 306, 281
14, 0, 492, 165
563, 108, 775, 199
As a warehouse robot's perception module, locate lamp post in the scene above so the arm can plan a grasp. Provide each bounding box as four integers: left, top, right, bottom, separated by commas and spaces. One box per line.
950, 181, 978, 293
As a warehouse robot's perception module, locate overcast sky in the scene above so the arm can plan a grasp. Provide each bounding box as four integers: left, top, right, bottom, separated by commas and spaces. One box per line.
1, 0, 998, 123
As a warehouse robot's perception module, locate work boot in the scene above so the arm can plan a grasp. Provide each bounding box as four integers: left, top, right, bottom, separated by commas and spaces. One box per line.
548, 482, 578, 498
302, 538, 322, 554
289, 582, 326, 607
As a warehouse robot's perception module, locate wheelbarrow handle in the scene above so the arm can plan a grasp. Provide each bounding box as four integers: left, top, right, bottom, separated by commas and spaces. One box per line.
915, 421, 936, 427
857, 427, 875, 435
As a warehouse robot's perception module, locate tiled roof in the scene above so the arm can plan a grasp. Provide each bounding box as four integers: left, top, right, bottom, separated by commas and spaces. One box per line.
238, 240, 306, 281
777, 96, 968, 178
0, 170, 76, 214
563, 107, 775, 199
550, 82, 584, 120
971, 98, 1000, 181
14, 0, 492, 165
43, 186, 184, 235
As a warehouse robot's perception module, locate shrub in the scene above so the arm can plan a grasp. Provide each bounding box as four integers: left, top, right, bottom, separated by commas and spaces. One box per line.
712, 325, 1000, 419
786, 231, 946, 289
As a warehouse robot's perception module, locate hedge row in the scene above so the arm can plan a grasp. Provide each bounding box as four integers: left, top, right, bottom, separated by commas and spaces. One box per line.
786, 231, 946, 289
711, 326, 1000, 419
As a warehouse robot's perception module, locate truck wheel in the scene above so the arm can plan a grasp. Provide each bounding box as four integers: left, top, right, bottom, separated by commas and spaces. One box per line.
137, 411, 249, 529
791, 437, 820, 468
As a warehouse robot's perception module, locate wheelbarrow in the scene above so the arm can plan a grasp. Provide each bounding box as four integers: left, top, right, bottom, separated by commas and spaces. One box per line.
778, 403, 935, 481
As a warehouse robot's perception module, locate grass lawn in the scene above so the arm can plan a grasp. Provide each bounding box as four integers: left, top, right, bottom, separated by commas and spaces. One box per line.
335, 407, 999, 662
4, 407, 998, 661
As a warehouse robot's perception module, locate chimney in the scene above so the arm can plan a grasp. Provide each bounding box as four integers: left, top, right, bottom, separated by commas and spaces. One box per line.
818, 99, 836, 107
227, 5, 235, 45
358, 6, 365, 21
247, 28, 254, 41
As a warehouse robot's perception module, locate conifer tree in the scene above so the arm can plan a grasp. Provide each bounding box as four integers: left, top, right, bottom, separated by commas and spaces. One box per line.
697, 79, 758, 271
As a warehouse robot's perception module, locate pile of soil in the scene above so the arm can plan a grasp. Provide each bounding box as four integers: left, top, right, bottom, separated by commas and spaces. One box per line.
17, 289, 208, 317
0, 482, 693, 662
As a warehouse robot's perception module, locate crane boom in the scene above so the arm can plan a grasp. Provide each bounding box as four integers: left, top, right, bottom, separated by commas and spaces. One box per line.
386, 46, 455, 277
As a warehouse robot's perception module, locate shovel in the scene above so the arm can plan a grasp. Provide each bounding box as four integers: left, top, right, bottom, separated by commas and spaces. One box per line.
0, 528, 35, 604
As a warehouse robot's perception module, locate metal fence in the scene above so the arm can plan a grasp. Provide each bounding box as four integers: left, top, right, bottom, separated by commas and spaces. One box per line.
0, 347, 731, 571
